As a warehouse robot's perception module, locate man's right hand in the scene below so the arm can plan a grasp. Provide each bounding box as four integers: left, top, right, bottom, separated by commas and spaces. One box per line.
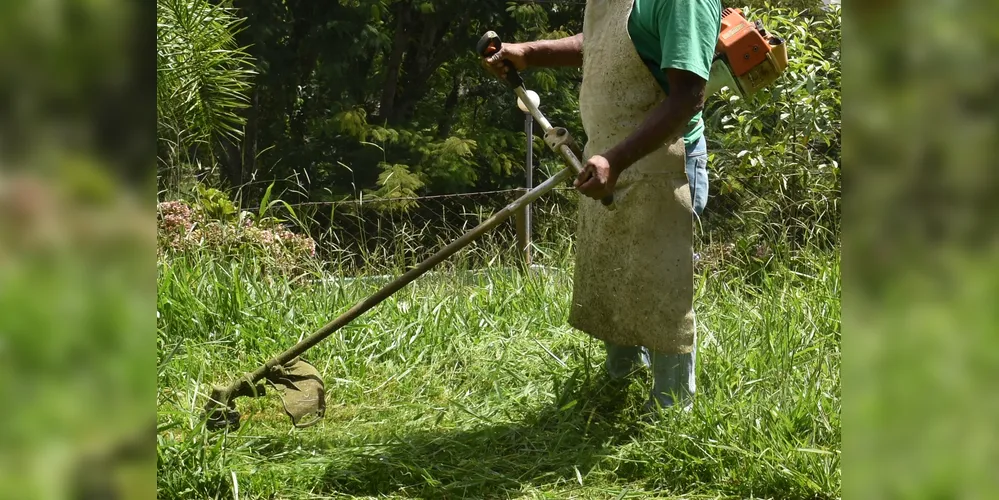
482, 42, 531, 80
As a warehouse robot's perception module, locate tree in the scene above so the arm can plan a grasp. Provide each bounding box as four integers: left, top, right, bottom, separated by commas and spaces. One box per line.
156, 0, 256, 195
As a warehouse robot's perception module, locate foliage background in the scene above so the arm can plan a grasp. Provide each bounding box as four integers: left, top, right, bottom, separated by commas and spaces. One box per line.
156, 0, 841, 261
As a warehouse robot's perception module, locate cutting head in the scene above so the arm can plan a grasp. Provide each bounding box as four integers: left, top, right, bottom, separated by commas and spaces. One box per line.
203, 358, 327, 431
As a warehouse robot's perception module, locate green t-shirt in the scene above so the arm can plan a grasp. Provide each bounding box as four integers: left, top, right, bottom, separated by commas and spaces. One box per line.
628, 0, 721, 146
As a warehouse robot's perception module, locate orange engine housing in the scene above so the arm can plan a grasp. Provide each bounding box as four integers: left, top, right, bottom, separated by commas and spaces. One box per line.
716, 8, 771, 76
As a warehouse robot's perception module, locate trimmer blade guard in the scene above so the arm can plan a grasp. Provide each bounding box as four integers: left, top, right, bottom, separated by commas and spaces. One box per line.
265, 357, 327, 428
203, 357, 327, 431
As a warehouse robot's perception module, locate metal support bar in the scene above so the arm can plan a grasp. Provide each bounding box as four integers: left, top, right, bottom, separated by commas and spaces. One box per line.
521, 113, 534, 264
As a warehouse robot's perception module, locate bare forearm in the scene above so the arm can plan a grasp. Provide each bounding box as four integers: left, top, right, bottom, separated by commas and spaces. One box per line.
604, 98, 700, 174
525, 33, 583, 67
604, 70, 705, 174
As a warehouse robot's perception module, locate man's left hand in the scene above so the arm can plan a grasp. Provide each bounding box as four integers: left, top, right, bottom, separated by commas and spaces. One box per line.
574, 155, 618, 200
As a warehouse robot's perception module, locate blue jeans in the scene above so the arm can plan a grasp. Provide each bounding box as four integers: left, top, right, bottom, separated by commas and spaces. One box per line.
602, 136, 707, 409
686, 135, 708, 217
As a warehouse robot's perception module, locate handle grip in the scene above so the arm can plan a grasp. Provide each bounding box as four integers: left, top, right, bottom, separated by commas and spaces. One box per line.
601, 194, 614, 206
477, 31, 524, 88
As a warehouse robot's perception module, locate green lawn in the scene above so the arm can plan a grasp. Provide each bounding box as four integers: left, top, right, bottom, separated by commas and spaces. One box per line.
156, 249, 840, 499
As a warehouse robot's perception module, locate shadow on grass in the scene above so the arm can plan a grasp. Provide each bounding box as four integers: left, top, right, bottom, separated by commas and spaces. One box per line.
316, 372, 650, 499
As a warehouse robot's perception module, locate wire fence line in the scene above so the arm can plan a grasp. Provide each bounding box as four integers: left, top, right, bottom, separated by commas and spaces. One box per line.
281, 166, 836, 211
288, 186, 578, 270
276, 163, 838, 273
284, 187, 575, 207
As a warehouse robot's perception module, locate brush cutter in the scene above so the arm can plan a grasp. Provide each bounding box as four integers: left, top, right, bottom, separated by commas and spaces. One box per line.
202, 31, 608, 432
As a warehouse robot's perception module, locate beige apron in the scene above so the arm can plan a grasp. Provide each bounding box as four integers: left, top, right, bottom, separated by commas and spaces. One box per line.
567, 0, 696, 355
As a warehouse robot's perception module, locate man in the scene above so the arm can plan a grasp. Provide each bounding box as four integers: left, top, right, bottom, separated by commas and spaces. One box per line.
484, 0, 720, 412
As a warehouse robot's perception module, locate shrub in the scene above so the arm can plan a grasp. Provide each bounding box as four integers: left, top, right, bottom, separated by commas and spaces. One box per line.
704, 4, 841, 252
157, 195, 317, 274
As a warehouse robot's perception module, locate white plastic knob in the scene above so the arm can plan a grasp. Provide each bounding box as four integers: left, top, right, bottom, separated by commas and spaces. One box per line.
516, 90, 540, 113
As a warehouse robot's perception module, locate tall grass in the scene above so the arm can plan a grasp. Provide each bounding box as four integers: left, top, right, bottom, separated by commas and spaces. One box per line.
157, 233, 840, 498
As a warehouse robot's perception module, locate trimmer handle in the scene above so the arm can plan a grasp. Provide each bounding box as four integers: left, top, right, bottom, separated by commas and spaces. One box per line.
547, 128, 614, 208
478, 32, 613, 209
477, 31, 524, 88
